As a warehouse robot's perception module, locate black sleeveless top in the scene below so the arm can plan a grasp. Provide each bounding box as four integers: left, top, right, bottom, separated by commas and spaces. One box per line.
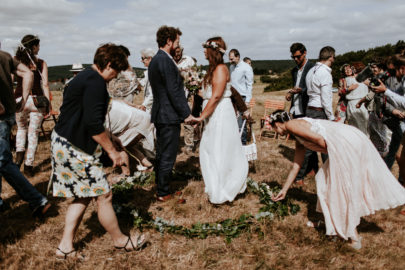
14, 58, 44, 98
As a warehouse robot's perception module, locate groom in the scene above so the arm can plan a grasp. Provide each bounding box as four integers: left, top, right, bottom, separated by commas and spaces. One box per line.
148, 25, 194, 202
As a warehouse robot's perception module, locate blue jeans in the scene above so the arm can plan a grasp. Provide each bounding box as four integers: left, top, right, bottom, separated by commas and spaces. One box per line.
0, 114, 47, 210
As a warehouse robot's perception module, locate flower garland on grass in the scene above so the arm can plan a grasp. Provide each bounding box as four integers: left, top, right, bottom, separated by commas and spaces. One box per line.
112, 173, 300, 243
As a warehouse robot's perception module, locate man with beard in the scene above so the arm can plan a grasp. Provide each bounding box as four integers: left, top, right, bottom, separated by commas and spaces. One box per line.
148, 26, 194, 203
285, 43, 316, 186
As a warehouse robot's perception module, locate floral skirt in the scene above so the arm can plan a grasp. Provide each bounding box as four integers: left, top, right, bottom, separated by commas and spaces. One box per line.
51, 131, 110, 198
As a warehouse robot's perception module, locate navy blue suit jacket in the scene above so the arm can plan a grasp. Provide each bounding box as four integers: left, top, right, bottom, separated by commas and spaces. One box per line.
148, 49, 190, 124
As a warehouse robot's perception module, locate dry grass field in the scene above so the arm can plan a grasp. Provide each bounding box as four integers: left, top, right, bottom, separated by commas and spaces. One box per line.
1, 77, 404, 270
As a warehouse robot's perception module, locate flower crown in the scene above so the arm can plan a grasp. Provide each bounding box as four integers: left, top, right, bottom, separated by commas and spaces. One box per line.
202, 41, 226, 54
268, 111, 291, 125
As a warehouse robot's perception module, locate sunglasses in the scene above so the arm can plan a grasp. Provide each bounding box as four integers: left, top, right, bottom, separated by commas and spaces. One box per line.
291, 54, 303, 59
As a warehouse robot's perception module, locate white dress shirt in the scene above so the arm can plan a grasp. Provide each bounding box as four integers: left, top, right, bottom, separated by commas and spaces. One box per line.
385, 77, 405, 109
140, 70, 153, 112
306, 62, 335, 120
230, 60, 254, 102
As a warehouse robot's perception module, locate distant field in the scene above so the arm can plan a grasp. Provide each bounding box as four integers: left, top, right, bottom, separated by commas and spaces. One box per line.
48, 65, 146, 81
48, 59, 297, 82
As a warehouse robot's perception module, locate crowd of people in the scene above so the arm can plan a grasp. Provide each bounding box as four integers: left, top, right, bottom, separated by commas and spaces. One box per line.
0, 26, 405, 259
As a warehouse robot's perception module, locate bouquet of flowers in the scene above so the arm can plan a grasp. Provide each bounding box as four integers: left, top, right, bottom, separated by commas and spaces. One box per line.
180, 65, 206, 97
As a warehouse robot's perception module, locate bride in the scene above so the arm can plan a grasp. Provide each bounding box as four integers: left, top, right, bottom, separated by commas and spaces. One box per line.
270, 110, 405, 249
194, 37, 248, 204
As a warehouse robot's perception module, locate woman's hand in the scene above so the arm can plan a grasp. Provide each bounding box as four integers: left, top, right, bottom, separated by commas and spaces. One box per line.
109, 150, 129, 169
191, 117, 203, 128
272, 189, 287, 201
242, 110, 251, 120
356, 98, 365, 108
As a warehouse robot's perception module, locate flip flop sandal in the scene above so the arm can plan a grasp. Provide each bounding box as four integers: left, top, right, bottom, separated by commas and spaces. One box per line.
56, 248, 85, 261
114, 233, 149, 252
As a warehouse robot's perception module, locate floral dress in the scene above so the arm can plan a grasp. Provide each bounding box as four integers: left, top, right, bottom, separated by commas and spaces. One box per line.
51, 131, 110, 198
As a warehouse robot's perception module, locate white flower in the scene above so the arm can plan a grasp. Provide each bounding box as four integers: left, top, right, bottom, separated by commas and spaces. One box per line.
89, 165, 105, 180
255, 211, 274, 220
52, 141, 69, 163
130, 209, 139, 217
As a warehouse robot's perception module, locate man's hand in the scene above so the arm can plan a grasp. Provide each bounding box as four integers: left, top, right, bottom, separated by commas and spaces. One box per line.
285, 92, 292, 101
242, 110, 251, 120
138, 105, 146, 111
371, 80, 387, 93
392, 109, 405, 119
290, 87, 302, 94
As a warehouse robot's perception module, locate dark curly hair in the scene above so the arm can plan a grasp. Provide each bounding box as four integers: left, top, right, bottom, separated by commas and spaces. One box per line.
290, 43, 306, 54
15, 34, 40, 67
156, 25, 182, 48
203, 36, 226, 86
93, 43, 129, 72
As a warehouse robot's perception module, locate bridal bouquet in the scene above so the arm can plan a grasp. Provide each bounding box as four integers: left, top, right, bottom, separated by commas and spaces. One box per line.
180, 65, 206, 97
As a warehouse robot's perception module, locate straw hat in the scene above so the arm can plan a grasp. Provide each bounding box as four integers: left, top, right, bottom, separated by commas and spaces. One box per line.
70, 63, 84, 72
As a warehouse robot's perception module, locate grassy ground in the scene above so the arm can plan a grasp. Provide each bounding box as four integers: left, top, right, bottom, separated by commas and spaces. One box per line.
0, 77, 404, 270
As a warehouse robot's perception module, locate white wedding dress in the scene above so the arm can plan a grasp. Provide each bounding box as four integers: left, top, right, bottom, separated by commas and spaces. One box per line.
199, 83, 248, 204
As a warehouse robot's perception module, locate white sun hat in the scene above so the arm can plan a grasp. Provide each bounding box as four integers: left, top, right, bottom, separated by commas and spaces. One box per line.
70, 63, 84, 72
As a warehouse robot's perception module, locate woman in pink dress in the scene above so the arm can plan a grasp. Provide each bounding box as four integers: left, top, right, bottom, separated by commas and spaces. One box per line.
270, 110, 405, 249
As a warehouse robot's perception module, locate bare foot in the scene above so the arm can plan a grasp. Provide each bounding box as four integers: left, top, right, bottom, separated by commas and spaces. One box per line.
56, 248, 86, 261
349, 237, 362, 250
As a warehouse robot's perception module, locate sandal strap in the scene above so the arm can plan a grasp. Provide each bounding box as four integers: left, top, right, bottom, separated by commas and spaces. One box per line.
125, 236, 136, 252
57, 247, 76, 259
114, 235, 144, 252
114, 236, 133, 252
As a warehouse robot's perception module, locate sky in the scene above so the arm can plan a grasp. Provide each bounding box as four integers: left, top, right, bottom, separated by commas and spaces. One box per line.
0, 0, 404, 68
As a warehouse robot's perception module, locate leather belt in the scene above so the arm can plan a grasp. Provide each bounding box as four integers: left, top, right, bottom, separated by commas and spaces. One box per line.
307, 106, 324, 112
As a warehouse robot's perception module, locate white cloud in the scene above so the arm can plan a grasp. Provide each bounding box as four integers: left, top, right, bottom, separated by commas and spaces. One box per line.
0, 0, 404, 67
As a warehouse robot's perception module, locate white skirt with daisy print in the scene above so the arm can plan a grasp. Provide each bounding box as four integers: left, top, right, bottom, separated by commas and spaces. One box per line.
50, 131, 110, 198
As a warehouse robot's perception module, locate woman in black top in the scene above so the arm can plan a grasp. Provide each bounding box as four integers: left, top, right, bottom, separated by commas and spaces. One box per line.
14, 34, 51, 175
52, 44, 148, 259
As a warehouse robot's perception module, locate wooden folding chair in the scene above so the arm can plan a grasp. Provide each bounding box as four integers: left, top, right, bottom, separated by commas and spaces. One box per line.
258, 99, 287, 140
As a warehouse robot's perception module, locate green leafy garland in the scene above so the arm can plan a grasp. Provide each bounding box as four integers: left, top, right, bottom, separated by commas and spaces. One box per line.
112, 172, 300, 243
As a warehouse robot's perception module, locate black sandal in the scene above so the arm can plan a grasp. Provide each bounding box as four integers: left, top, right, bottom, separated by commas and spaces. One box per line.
56, 248, 85, 260
114, 234, 148, 252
